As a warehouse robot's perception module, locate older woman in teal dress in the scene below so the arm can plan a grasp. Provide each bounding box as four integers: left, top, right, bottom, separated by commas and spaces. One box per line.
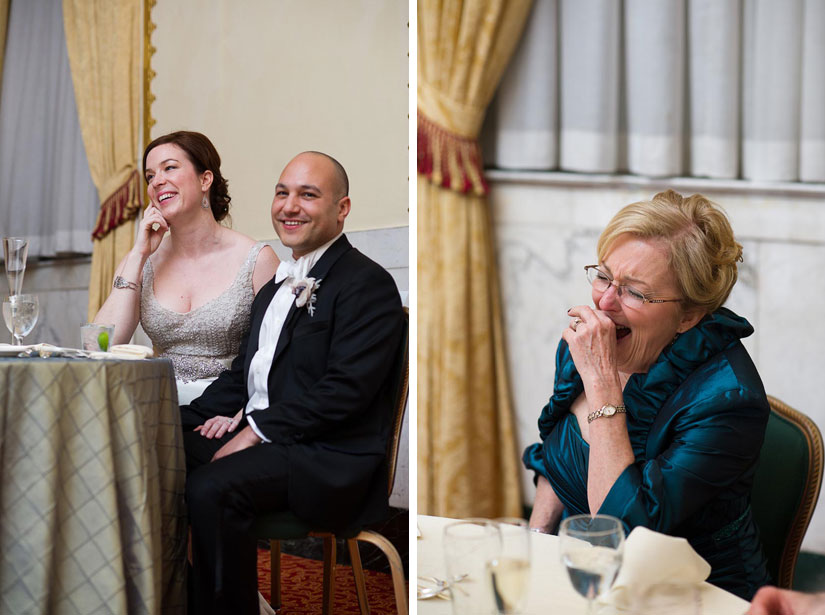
523, 190, 771, 600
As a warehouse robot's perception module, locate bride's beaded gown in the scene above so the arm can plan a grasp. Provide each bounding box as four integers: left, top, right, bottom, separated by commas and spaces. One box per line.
140, 242, 265, 403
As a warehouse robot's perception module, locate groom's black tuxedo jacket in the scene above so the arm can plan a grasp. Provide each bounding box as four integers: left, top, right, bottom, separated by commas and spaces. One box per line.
181, 235, 405, 529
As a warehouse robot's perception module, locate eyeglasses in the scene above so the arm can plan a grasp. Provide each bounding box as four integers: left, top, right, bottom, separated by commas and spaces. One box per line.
584, 265, 682, 309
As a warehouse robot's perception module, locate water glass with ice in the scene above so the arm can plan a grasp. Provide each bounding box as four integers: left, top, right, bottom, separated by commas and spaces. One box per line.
559, 514, 624, 615
3, 294, 39, 345
81, 323, 115, 352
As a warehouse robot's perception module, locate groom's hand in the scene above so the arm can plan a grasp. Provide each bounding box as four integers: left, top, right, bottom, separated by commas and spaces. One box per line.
211, 426, 262, 461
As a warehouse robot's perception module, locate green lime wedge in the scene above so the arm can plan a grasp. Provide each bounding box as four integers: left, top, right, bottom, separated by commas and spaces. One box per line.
97, 331, 109, 351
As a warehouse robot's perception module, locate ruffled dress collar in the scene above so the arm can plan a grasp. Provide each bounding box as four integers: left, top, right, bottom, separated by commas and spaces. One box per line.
537, 308, 754, 451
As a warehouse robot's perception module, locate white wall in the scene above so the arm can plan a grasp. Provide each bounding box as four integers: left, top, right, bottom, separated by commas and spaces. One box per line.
150, 0, 409, 240
489, 172, 825, 553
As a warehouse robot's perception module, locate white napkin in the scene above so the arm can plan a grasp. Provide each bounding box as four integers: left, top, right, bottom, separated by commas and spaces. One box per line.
0, 343, 37, 355
0, 343, 85, 357
108, 344, 153, 359
0, 342, 153, 359
600, 526, 711, 612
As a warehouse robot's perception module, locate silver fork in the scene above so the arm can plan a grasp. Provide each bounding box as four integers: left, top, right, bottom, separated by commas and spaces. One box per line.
417, 574, 469, 600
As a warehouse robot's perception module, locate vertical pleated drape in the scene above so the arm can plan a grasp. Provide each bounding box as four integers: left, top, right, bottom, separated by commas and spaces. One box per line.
688, 0, 741, 178
62, 0, 142, 319
486, 0, 825, 183
0, 0, 9, 93
560, 0, 622, 173
418, 0, 533, 519
0, 0, 99, 258
486, 0, 559, 170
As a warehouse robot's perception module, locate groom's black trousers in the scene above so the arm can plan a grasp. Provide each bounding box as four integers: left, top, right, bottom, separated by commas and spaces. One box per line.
183, 425, 288, 615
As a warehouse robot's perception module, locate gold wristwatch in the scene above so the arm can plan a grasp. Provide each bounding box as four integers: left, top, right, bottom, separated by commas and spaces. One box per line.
587, 403, 627, 423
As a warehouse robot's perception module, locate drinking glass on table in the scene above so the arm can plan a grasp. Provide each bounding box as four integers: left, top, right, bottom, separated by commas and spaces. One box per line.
3, 237, 28, 296
487, 518, 531, 614
81, 323, 115, 352
443, 519, 502, 614
3, 294, 39, 345
559, 514, 625, 615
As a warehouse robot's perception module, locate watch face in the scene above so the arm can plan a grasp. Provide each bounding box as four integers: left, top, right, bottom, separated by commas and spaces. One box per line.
603, 404, 616, 416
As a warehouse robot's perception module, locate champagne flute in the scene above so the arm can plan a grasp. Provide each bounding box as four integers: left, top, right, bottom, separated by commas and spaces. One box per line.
3, 294, 39, 345
488, 517, 531, 614
559, 514, 624, 614
3, 237, 28, 296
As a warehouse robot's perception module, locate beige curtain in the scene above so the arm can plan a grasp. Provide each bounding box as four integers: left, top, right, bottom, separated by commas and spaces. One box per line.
417, 0, 533, 519
0, 0, 9, 92
63, 0, 142, 319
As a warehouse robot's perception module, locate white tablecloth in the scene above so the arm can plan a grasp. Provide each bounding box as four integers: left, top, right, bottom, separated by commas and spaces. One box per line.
417, 515, 750, 615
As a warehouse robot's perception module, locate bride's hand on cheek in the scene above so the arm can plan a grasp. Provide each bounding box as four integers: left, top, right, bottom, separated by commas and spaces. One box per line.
562, 305, 621, 391
135, 205, 168, 256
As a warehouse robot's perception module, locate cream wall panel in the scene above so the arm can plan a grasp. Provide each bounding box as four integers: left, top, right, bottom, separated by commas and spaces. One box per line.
150, 0, 408, 240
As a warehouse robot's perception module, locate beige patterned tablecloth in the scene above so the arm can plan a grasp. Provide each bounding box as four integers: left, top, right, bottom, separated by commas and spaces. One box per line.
0, 358, 186, 615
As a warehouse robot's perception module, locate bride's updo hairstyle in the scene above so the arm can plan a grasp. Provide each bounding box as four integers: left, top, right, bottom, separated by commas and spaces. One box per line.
596, 190, 743, 314
142, 130, 232, 223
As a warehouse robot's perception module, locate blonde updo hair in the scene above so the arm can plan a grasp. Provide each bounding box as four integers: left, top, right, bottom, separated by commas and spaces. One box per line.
597, 190, 743, 314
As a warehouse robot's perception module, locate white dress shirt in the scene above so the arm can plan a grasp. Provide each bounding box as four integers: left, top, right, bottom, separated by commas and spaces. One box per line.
245, 233, 342, 442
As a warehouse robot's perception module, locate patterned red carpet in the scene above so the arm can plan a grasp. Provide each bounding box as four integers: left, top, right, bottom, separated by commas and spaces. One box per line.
257, 548, 403, 614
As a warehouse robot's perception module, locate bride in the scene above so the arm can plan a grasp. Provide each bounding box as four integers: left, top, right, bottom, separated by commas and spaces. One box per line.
94, 130, 278, 413
95, 130, 280, 614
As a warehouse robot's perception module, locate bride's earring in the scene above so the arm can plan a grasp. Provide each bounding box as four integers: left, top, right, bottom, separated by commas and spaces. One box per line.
202, 195, 210, 209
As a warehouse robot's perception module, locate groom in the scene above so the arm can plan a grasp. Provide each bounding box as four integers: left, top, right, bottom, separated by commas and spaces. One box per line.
180, 151, 405, 614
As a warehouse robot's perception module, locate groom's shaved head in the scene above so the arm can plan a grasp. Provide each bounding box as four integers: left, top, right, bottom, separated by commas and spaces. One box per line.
300, 151, 349, 200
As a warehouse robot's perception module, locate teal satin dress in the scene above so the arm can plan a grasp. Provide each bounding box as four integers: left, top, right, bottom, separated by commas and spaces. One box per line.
523, 308, 771, 600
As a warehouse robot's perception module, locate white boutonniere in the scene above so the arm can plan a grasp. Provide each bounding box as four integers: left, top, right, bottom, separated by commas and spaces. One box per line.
292, 277, 322, 316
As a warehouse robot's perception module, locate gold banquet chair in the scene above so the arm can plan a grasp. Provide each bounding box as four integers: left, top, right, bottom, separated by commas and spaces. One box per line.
751, 395, 824, 588
251, 307, 409, 615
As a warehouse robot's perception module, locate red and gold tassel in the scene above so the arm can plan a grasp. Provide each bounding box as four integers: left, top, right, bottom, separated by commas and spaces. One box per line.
417, 110, 488, 196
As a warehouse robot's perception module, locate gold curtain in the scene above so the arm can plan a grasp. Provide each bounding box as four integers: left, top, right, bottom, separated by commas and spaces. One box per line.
417, 0, 533, 518
62, 0, 142, 320
0, 0, 9, 93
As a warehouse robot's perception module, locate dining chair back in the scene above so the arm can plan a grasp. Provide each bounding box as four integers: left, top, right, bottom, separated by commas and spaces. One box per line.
251, 306, 409, 615
751, 395, 823, 588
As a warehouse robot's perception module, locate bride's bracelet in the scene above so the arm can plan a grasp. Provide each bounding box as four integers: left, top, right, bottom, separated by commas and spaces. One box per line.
113, 276, 139, 292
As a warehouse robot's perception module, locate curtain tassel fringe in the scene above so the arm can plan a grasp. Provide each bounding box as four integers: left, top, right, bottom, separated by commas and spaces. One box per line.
91, 170, 143, 240
417, 110, 488, 196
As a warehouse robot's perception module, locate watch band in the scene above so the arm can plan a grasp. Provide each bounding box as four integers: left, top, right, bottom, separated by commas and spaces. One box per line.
113, 276, 139, 291
587, 403, 627, 423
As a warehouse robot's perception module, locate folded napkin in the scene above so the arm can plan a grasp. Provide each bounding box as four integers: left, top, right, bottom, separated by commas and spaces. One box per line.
0, 342, 153, 359
0, 343, 86, 358
108, 344, 153, 359
86, 344, 153, 360
0, 343, 37, 355
599, 526, 711, 612
85, 344, 154, 360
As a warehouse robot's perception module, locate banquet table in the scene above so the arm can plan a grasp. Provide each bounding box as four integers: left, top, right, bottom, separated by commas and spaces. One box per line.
0, 356, 186, 615
417, 515, 750, 615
